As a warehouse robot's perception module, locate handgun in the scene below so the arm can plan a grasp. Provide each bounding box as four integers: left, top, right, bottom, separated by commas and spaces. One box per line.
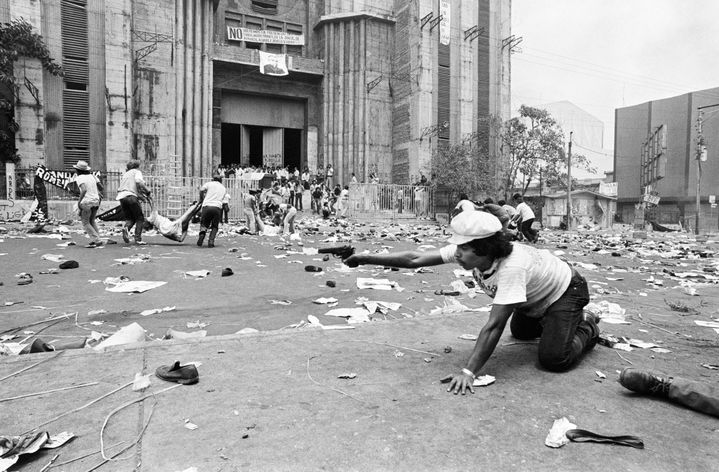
317, 245, 355, 260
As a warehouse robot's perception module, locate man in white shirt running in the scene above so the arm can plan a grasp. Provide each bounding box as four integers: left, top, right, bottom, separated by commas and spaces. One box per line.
343, 210, 599, 395
512, 193, 539, 243
197, 170, 227, 248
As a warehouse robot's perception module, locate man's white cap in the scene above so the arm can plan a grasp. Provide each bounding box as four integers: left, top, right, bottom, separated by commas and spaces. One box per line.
447, 210, 502, 245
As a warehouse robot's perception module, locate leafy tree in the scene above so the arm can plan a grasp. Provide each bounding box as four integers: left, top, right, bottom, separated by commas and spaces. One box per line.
0, 18, 62, 164
499, 105, 594, 197
430, 115, 502, 202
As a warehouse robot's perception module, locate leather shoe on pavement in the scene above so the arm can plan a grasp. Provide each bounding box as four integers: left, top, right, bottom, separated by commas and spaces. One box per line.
619, 368, 671, 397
156, 361, 199, 385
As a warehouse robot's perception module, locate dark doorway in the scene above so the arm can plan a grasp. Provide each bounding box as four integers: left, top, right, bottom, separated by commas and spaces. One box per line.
221, 123, 241, 165
284, 128, 302, 172
248, 126, 263, 167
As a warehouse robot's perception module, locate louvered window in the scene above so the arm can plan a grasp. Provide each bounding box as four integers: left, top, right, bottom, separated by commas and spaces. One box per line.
438, 42, 450, 140
61, 0, 90, 169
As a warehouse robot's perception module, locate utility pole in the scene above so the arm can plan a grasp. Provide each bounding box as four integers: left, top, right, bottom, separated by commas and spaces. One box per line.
695, 104, 719, 235
566, 131, 573, 230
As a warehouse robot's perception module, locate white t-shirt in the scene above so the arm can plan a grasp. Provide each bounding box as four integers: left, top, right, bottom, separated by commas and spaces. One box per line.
76, 174, 101, 203
439, 243, 571, 317
455, 200, 477, 213
201, 181, 227, 208
516, 202, 535, 221
116, 169, 145, 200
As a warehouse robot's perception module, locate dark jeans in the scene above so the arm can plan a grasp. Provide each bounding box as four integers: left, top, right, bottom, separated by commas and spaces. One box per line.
222, 203, 229, 223
119, 195, 145, 240
200, 206, 222, 231
520, 218, 538, 242
510, 269, 595, 372
669, 378, 719, 418
294, 192, 303, 210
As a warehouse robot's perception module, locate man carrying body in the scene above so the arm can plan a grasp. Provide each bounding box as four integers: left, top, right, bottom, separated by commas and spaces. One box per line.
197, 171, 227, 248
116, 160, 151, 245
343, 210, 599, 395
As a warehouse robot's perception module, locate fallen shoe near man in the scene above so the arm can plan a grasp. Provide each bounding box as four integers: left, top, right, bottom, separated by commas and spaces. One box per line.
155, 361, 200, 385
619, 367, 719, 418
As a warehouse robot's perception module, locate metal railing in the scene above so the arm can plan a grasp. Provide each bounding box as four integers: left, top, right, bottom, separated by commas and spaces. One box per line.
347, 183, 435, 220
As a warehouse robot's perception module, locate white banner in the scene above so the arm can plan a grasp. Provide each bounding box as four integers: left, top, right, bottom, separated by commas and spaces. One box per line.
259, 50, 289, 76
227, 26, 304, 45
598, 182, 618, 196
439, 0, 451, 45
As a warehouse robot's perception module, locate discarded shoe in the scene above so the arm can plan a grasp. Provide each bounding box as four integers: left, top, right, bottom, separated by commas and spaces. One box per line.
17, 273, 33, 285
221, 267, 234, 277
121, 227, 130, 243
619, 368, 671, 397
155, 361, 199, 385
326, 280, 336, 288
59, 260, 79, 269
304, 265, 323, 272
20, 339, 54, 354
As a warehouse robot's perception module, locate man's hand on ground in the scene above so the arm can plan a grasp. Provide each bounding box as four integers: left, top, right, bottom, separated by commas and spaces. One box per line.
443, 373, 475, 395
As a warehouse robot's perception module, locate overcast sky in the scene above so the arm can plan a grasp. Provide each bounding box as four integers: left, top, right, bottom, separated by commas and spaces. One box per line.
511, 0, 719, 154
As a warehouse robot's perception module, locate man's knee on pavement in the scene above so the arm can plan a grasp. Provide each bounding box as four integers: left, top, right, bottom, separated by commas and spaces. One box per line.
538, 350, 575, 372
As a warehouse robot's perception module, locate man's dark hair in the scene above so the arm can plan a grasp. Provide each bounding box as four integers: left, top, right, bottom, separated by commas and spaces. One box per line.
497, 199, 506, 206
458, 193, 469, 200
465, 231, 514, 260
483, 197, 494, 204
512, 193, 522, 201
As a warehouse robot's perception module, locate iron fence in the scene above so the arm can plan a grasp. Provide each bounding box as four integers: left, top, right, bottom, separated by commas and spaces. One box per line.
347, 183, 434, 220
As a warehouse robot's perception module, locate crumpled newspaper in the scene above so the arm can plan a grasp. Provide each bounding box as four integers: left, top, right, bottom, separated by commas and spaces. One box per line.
584, 300, 628, 324
545, 417, 577, 448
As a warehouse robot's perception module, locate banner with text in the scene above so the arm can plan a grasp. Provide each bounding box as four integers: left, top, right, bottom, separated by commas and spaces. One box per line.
227, 26, 304, 45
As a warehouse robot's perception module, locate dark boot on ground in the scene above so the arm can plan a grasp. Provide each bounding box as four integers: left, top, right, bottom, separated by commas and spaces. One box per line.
208, 228, 218, 248
197, 231, 206, 247
619, 368, 672, 397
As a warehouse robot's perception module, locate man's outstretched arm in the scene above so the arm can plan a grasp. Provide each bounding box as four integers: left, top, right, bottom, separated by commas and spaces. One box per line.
344, 249, 445, 269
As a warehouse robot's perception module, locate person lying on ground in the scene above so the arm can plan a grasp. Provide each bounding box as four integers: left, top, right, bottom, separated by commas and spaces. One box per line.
343, 210, 600, 395
143, 200, 202, 243
619, 367, 719, 418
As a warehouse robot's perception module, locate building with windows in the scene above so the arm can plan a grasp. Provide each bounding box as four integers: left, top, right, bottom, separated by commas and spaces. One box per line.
614, 87, 719, 230
4, 0, 511, 185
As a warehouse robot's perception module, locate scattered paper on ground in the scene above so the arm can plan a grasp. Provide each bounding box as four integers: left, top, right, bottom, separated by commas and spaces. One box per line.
473, 375, 495, 387
357, 277, 397, 291
105, 281, 167, 293
323, 307, 371, 324
94, 322, 146, 350
545, 417, 577, 448
140, 306, 176, 317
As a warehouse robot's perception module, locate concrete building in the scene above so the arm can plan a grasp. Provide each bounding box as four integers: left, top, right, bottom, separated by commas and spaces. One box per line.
614, 87, 719, 230
3, 0, 511, 185
542, 100, 612, 179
